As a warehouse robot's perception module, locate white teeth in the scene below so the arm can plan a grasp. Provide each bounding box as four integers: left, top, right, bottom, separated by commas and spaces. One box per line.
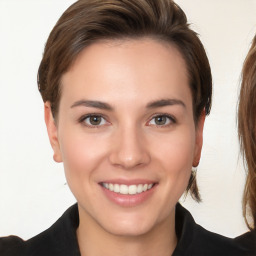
109, 183, 114, 191
137, 184, 143, 193
102, 183, 154, 195
114, 184, 119, 193
120, 184, 128, 194
103, 183, 109, 189
148, 184, 153, 189
143, 184, 148, 192
128, 185, 137, 195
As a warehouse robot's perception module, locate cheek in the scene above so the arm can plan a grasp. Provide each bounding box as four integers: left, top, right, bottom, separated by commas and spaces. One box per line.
155, 128, 195, 168
58, 130, 108, 181
152, 128, 195, 189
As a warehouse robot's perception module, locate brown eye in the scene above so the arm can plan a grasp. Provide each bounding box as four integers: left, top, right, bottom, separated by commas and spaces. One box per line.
89, 116, 102, 125
155, 116, 167, 125
82, 115, 107, 126
148, 115, 175, 126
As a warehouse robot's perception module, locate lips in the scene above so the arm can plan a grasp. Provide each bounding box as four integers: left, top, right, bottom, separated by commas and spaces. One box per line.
101, 183, 154, 195
99, 180, 157, 207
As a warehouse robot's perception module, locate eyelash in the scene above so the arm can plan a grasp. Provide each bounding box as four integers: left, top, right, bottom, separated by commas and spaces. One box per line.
78, 113, 176, 128
147, 113, 176, 127
78, 114, 109, 128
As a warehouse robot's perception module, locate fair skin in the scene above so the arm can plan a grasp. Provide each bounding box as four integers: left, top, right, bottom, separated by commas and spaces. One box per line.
45, 38, 204, 256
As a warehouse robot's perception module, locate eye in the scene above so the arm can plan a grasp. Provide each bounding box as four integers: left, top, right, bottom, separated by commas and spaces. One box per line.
148, 114, 175, 126
80, 115, 108, 127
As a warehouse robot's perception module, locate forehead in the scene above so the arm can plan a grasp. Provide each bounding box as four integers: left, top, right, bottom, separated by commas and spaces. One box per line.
60, 38, 191, 107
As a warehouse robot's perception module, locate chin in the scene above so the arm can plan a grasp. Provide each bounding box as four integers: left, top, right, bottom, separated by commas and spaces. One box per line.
99, 212, 162, 237
105, 222, 153, 237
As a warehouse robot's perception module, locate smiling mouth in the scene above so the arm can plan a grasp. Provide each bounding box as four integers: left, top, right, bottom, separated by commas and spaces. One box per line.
100, 183, 155, 195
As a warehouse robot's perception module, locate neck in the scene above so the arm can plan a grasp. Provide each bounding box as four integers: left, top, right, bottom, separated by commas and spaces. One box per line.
77, 206, 177, 256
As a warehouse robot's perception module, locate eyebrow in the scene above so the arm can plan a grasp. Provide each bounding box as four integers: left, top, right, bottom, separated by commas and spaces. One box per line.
70, 100, 113, 111
146, 99, 186, 109
70, 98, 186, 111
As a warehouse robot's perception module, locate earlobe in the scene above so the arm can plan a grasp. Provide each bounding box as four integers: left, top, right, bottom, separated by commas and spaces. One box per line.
44, 102, 62, 163
193, 111, 205, 167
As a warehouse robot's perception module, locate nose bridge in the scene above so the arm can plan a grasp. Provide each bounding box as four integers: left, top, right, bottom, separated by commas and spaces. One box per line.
109, 122, 150, 169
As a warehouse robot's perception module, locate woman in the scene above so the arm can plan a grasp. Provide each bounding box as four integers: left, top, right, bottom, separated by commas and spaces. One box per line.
236, 34, 256, 249
0, 0, 253, 255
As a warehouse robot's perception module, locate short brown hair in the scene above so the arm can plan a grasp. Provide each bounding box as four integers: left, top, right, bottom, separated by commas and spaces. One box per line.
238, 34, 256, 230
37, 0, 212, 201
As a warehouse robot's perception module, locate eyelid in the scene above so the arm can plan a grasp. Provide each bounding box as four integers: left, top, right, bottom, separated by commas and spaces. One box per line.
77, 112, 176, 128
78, 113, 110, 127
147, 113, 176, 126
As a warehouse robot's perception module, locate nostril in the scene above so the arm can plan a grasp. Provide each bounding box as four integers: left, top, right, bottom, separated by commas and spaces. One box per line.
109, 150, 151, 169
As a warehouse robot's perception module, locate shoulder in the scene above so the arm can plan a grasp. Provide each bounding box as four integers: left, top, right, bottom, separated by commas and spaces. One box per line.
0, 204, 80, 256
191, 224, 254, 256
235, 229, 256, 243
174, 203, 255, 256
235, 230, 256, 253
0, 236, 26, 256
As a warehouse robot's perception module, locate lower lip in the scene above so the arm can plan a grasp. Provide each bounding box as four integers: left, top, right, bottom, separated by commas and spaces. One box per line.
100, 185, 157, 207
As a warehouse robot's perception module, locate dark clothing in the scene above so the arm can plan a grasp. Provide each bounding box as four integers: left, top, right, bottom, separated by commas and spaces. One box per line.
173, 205, 255, 256
0, 203, 255, 256
235, 230, 256, 254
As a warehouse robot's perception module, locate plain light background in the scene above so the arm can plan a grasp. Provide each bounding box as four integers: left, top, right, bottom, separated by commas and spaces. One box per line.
0, 0, 256, 240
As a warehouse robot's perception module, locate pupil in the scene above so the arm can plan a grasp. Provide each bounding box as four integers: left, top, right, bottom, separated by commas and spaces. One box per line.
156, 116, 166, 125
90, 116, 101, 125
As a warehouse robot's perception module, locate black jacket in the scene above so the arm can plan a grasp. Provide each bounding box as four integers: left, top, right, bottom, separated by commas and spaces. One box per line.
0, 203, 255, 256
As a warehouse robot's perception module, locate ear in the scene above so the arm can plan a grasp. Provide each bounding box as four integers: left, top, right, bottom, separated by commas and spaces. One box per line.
193, 110, 205, 167
44, 102, 62, 163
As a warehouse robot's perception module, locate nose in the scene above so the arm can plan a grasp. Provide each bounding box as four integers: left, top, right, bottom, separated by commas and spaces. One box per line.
109, 126, 151, 169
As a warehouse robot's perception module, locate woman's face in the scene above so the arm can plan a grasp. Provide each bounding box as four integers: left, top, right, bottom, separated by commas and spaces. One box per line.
45, 38, 204, 236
